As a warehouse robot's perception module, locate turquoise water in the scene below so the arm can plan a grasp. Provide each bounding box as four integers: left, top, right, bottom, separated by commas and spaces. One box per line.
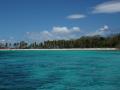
0, 50, 120, 90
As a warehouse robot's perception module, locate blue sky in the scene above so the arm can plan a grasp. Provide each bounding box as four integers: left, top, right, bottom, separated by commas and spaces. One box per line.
0, 0, 120, 42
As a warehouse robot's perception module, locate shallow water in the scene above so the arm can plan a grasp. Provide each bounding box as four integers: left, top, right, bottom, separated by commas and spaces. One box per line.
0, 50, 120, 90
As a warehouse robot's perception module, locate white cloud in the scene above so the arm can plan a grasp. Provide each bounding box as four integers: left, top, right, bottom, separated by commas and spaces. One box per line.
52, 27, 70, 34
86, 25, 110, 36
100, 25, 109, 31
93, 0, 120, 13
26, 26, 81, 42
52, 26, 80, 34
67, 14, 86, 19
0, 40, 5, 42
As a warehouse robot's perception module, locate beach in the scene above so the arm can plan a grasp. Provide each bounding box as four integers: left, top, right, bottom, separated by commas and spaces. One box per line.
0, 48, 118, 51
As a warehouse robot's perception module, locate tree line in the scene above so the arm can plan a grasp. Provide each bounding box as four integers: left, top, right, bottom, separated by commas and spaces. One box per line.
0, 33, 120, 49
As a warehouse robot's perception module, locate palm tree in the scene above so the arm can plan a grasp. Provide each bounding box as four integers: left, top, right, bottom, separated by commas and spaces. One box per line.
19, 41, 28, 49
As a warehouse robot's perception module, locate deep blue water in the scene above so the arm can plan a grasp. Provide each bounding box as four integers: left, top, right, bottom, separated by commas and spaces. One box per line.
0, 50, 120, 90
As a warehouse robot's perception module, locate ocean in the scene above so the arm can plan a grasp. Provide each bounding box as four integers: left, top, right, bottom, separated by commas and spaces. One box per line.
0, 50, 120, 90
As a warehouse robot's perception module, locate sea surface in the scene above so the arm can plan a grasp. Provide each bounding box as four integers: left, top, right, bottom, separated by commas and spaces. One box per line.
0, 50, 120, 90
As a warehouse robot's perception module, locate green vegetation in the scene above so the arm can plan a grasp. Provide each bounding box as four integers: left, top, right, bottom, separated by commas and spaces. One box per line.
0, 34, 120, 49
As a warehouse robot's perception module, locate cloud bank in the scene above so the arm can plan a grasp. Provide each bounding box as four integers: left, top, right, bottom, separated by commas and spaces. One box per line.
93, 0, 120, 13
26, 26, 81, 42
86, 25, 110, 36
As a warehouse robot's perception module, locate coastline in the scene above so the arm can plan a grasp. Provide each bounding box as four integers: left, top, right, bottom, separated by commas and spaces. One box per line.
0, 48, 118, 51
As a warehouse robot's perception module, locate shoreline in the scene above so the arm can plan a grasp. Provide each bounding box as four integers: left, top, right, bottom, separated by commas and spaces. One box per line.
0, 48, 119, 51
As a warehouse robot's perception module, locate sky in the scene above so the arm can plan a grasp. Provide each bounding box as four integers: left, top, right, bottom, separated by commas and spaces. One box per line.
0, 0, 120, 42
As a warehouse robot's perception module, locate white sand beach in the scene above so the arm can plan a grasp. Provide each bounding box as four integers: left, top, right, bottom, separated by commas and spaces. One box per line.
0, 48, 118, 51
